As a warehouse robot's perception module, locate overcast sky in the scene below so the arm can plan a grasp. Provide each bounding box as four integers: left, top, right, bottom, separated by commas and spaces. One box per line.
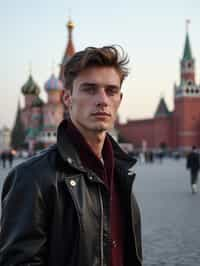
0, 0, 199, 128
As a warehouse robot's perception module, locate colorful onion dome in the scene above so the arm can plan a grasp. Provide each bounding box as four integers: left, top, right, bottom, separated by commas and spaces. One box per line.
21, 75, 40, 95
44, 74, 64, 92
32, 97, 44, 108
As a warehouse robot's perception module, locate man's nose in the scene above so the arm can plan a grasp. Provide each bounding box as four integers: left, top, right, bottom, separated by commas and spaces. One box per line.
95, 89, 108, 106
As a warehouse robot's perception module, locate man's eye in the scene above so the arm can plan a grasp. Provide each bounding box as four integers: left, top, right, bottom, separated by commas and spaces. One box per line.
83, 87, 96, 93
107, 88, 118, 95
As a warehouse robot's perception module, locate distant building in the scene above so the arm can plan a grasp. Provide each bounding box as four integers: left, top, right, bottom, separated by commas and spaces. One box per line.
118, 25, 200, 150
0, 126, 11, 151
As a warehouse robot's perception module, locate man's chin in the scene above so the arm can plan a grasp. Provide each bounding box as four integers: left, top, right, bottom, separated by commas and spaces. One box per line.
92, 123, 111, 132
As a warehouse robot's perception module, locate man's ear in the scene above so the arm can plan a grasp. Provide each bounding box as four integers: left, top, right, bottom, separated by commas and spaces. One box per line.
62, 89, 72, 108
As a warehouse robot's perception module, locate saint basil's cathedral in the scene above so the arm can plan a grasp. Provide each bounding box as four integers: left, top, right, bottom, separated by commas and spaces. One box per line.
18, 20, 200, 151
19, 20, 75, 151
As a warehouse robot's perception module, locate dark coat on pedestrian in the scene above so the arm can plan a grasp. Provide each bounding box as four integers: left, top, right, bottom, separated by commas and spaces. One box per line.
0, 120, 142, 266
186, 150, 200, 172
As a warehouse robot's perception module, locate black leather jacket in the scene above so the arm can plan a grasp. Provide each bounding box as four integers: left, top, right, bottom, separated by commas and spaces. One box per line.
0, 122, 142, 266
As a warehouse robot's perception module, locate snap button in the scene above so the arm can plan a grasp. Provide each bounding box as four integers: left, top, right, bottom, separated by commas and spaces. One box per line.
89, 176, 93, 180
112, 240, 117, 248
67, 157, 73, 164
70, 180, 76, 186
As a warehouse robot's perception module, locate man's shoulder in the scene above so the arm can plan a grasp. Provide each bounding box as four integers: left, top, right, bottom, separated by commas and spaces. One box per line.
6, 145, 58, 185
18, 145, 56, 169
1, 145, 60, 201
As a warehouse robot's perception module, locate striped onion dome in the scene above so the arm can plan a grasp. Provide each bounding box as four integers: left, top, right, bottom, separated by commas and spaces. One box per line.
21, 75, 40, 95
44, 74, 64, 92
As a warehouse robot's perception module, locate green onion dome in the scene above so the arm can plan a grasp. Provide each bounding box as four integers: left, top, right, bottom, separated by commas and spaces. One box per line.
21, 75, 40, 95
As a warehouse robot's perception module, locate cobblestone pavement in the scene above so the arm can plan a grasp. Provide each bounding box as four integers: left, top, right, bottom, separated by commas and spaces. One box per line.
134, 158, 200, 266
0, 158, 200, 265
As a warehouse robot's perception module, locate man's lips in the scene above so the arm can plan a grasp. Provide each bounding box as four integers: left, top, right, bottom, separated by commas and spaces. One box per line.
91, 112, 111, 117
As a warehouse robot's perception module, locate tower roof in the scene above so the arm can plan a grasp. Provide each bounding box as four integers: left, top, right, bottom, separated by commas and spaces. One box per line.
182, 33, 192, 61
21, 75, 40, 95
61, 19, 75, 65
154, 98, 170, 117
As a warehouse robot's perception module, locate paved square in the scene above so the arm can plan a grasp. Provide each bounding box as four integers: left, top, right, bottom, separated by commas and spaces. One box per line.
134, 158, 200, 265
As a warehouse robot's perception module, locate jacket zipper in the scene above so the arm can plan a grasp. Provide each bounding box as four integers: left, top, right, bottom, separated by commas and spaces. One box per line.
98, 186, 104, 266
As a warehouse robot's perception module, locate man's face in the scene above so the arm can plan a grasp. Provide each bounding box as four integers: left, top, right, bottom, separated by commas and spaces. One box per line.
63, 66, 122, 136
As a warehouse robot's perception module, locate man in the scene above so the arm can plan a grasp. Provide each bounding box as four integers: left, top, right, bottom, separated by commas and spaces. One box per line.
186, 145, 200, 193
0, 46, 142, 266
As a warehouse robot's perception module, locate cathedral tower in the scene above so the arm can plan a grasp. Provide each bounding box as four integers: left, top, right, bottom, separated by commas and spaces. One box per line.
21, 75, 41, 130
59, 19, 75, 83
41, 73, 64, 146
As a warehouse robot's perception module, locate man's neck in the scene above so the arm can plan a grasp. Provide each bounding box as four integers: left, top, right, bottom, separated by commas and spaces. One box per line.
71, 121, 106, 159
85, 133, 105, 159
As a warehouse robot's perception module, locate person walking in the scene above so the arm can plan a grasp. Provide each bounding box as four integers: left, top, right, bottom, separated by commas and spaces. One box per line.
1, 151, 7, 168
7, 150, 14, 168
186, 145, 200, 193
0, 46, 142, 266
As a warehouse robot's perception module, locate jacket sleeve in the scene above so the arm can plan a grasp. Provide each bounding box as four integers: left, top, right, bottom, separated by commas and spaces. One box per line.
0, 166, 48, 266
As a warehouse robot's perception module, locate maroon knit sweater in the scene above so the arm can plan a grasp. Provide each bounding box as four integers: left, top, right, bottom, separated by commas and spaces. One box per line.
66, 121, 124, 266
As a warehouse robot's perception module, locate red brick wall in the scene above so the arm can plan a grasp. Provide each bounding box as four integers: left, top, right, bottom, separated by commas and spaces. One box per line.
117, 97, 200, 149
118, 119, 154, 148
118, 116, 173, 149
154, 117, 173, 148
175, 97, 200, 148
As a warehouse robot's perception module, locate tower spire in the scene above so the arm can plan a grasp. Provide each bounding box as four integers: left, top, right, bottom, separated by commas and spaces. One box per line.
59, 17, 76, 82
66, 18, 75, 56
28, 61, 32, 76
67, 9, 73, 40
186, 19, 190, 33
183, 19, 192, 61
51, 59, 55, 74
176, 20, 197, 99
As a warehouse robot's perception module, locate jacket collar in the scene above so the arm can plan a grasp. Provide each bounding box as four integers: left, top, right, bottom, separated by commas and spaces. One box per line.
56, 119, 86, 172
57, 119, 137, 174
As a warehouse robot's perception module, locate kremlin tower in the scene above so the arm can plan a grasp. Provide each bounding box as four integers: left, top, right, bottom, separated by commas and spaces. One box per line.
118, 21, 200, 150
173, 21, 200, 148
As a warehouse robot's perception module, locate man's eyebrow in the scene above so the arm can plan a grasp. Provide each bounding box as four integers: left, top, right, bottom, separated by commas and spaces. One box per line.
79, 83, 121, 90
80, 83, 97, 87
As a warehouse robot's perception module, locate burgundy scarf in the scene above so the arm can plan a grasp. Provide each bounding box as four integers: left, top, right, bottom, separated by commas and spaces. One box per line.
65, 121, 124, 266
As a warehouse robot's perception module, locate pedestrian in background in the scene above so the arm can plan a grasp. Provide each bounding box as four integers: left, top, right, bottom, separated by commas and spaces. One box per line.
1, 151, 7, 168
186, 145, 200, 193
7, 150, 14, 168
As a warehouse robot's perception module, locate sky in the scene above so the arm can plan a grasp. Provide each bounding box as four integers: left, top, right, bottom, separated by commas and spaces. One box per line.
0, 0, 200, 128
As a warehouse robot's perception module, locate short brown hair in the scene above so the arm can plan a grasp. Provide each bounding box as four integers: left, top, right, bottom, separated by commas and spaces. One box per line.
63, 45, 129, 91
